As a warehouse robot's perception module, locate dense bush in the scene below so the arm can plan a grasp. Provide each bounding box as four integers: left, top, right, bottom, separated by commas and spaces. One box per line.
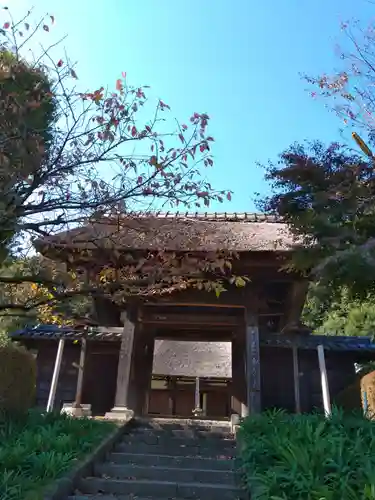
0, 410, 115, 500
0, 343, 36, 412
238, 409, 375, 500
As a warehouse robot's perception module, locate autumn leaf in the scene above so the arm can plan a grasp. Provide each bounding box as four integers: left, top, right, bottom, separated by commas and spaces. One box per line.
3, 22, 10, 29
227, 192, 232, 201
24, 22, 29, 30
43, 25, 49, 32
70, 69, 78, 79
131, 125, 137, 137
50, 15, 55, 24
178, 133, 185, 144
57, 59, 63, 67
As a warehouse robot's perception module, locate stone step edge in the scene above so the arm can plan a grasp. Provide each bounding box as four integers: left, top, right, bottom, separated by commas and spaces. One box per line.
80, 477, 243, 491
108, 451, 235, 462
96, 462, 236, 475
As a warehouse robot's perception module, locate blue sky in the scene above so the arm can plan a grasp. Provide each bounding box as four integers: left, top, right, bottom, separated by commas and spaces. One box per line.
6, 0, 375, 212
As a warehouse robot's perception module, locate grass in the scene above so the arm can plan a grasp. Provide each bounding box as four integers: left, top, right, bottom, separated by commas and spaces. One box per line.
237, 408, 375, 500
0, 410, 116, 500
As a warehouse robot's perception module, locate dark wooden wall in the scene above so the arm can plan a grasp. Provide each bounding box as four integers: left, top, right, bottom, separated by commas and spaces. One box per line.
35, 342, 80, 410
298, 350, 357, 412
260, 347, 358, 413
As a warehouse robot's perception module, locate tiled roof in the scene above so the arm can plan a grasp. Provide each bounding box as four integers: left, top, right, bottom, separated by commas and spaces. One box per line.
11, 325, 375, 354
35, 212, 296, 253
262, 333, 375, 352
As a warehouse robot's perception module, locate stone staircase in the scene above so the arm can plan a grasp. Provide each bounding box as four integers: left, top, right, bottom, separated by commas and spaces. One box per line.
69, 417, 246, 499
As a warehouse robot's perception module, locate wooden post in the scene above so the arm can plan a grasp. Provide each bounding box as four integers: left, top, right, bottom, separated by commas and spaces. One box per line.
292, 345, 301, 414
317, 345, 331, 417
73, 338, 87, 408
195, 376, 200, 409
46, 339, 65, 412
246, 313, 261, 414
105, 311, 135, 420
282, 279, 309, 332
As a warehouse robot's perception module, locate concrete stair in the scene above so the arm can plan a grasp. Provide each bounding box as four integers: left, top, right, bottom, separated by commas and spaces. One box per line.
69, 417, 246, 500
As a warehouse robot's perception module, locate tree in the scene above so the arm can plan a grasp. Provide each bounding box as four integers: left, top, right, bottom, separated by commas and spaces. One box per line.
0, 9, 242, 324
258, 140, 375, 294
304, 17, 375, 144
303, 284, 375, 337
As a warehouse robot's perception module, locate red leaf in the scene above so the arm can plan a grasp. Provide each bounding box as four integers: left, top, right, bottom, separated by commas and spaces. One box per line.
24, 23, 29, 30
70, 69, 78, 79
227, 192, 232, 201
116, 79, 123, 91
3, 22, 10, 29
178, 133, 185, 144
122, 71, 127, 78
57, 59, 63, 67
206, 136, 214, 141
131, 126, 137, 137
181, 124, 188, 131
43, 25, 49, 32
137, 176, 143, 184
50, 15, 55, 24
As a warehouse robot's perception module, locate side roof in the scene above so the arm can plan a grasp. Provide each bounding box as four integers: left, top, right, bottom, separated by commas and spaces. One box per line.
35, 212, 297, 253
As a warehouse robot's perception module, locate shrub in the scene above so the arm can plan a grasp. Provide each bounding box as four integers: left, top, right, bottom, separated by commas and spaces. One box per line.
0, 410, 115, 500
0, 343, 36, 413
238, 409, 375, 500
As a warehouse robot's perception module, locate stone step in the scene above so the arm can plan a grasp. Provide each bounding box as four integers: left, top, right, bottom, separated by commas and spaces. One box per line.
107, 451, 235, 470
121, 432, 236, 446
77, 477, 244, 500
115, 441, 237, 458
95, 462, 236, 484
134, 418, 231, 433
68, 496, 150, 500
130, 426, 234, 440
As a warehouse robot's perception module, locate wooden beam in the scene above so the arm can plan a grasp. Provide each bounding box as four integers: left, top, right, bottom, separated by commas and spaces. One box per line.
143, 302, 245, 309
292, 345, 301, 414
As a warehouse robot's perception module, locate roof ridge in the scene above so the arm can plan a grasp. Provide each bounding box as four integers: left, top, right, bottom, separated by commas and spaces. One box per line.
109, 211, 282, 223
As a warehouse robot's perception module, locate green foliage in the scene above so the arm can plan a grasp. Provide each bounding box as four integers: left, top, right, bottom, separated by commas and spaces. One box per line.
238, 409, 375, 500
0, 343, 36, 413
0, 410, 115, 500
303, 284, 375, 337
0, 51, 56, 260
258, 141, 375, 296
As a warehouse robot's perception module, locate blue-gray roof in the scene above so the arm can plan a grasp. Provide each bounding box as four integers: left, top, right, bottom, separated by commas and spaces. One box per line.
9, 325, 375, 353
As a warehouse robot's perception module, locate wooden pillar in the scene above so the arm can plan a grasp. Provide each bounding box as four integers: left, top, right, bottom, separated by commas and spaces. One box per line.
282, 279, 309, 332
231, 330, 247, 416
105, 311, 135, 420
246, 312, 261, 414
292, 345, 301, 414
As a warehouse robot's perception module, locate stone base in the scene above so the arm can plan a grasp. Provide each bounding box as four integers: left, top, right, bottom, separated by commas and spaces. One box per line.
61, 403, 92, 418
104, 406, 134, 422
